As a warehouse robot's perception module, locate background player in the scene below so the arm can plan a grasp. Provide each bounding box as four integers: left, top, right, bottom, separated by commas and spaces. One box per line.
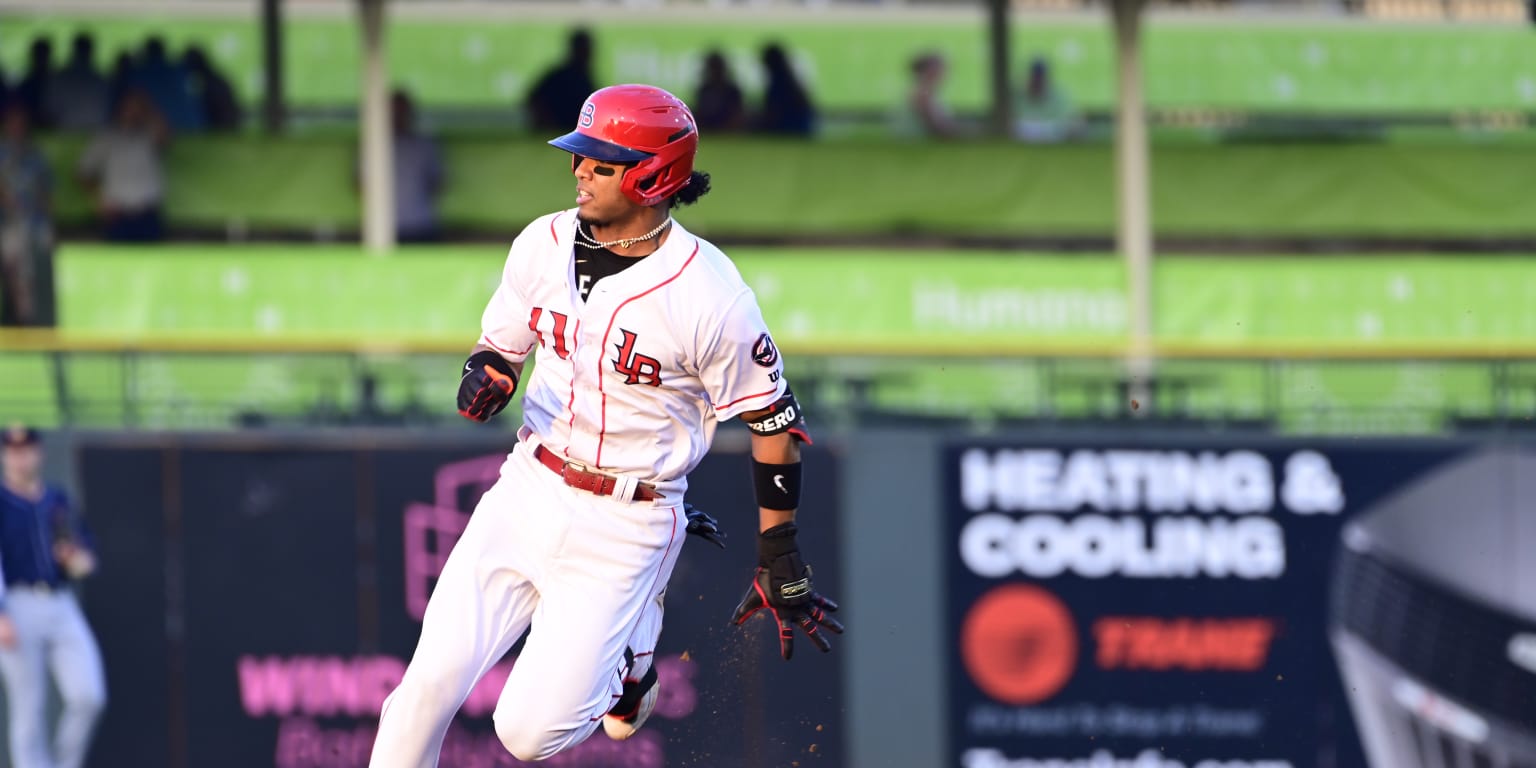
0, 426, 107, 768
369, 84, 842, 766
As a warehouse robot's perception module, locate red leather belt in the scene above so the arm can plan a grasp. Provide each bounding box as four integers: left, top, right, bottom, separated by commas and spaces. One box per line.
533, 444, 662, 503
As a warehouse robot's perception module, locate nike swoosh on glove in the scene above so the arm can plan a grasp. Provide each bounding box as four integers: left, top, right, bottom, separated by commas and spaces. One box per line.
457, 350, 518, 422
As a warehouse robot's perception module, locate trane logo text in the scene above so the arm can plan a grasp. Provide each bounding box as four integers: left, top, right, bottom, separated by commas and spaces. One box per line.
960, 448, 1343, 515
747, 406, 798, 434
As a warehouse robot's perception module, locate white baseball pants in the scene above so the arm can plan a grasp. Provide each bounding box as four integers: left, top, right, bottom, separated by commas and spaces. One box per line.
369, 443, 685, 766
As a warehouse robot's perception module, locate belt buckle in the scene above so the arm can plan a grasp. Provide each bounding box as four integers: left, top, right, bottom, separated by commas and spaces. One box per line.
561, 459, 604, 492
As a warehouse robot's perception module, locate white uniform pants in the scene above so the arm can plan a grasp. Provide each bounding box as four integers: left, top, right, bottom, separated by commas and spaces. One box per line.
0, 589, 107, 768
369, 442, 685, 766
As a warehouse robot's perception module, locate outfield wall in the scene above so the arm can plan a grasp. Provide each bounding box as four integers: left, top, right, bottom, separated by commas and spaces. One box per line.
17, 427, 1533, 768
46, 245, 1536, 349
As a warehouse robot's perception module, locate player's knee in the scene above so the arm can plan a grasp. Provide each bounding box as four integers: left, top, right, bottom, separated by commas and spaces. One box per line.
64, 684, 106, 719
386, 666, 464, 718
493, 710, 573, 762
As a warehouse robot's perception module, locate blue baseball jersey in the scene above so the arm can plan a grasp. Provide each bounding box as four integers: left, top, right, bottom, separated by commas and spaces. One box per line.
0, 484, 88, 588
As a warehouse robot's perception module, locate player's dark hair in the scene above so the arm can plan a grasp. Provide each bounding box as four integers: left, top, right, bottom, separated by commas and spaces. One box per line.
670, 171, 711, 208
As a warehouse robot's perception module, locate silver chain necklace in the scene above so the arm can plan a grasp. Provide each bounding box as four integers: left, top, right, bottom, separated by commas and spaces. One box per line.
575, 218, 672, 251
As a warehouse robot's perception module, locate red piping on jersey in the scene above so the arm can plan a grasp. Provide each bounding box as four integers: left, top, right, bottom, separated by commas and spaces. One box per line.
594, 241, 699, 467
719, 387, 780, 410
550, 211, 568, 243
564, 318, 583, 454
642, 507, 681, 619
480, 334, 535, 356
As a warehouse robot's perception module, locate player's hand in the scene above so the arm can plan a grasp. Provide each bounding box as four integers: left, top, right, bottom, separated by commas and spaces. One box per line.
730, 523, 842, 660
683, 504, 726, 549
0, 615, 17, 650
457, 350, 518, 422
54, 541, 97, 580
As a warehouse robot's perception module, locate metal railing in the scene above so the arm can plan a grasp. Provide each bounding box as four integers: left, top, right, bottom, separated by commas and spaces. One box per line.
5, 333, 1536, 435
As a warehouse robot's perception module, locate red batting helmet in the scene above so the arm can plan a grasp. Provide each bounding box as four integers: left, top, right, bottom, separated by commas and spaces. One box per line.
548, 84, 699, 207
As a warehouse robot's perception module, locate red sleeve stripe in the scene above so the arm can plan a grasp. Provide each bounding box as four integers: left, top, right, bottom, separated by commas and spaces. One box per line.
480, 335, 535, 356
719, 387, 780, 410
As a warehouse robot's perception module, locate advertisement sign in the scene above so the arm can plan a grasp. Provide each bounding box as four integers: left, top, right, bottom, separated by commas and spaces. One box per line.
945, 439, 1471, 768
79, 439, 842, 768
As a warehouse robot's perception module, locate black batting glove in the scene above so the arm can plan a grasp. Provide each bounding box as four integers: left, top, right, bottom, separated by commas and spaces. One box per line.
457, 350, 518, 422
683, 504, 727, 549
731, 523, 843, 660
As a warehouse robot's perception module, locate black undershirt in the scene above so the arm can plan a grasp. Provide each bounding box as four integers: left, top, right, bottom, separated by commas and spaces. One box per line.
574, 224, 649, 302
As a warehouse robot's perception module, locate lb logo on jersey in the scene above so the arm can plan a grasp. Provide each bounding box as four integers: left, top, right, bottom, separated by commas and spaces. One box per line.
579, 101, 596, 128
613, 329, 662, 387
752, 333, 779, 368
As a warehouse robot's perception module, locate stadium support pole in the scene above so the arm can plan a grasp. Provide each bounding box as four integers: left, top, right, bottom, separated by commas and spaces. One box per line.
359, 0, 396, 253
260, 0, 284, 133
1112, 0, 1154, 410
986, 0, 1013, 137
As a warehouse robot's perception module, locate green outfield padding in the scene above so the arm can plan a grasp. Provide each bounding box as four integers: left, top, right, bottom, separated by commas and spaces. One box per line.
36, 137, 1536, 237
44, 245, 1536, 348
5, 16, 1535, 113
10, 245, 1536, 433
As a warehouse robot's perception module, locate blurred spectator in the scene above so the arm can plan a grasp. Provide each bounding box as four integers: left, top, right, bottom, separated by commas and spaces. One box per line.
77, 88, 169, 243
525, 28, 596, 132
1012, 56, 1082, 144
129, 36, 204, 134
13, 38, 56, 132
904, 52, 963, 140
0, 426, 108, 768
388, 89, 445, 243
0, 104, 56, 328
755, 43, 816, 137
692, 50, 746, 133
46, 32, 111, 134
106, 51, 137, 115
182, 45, 243, 133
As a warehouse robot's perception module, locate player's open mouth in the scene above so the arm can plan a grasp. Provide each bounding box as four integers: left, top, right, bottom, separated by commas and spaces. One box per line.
576, 190, 594, 204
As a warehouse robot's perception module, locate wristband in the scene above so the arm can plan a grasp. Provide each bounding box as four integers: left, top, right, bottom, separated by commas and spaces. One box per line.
752, 459, 801, 512
757, 522, 800, 566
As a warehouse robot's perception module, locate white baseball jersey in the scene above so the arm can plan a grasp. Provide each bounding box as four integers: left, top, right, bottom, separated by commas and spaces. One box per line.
479, 209, 788, 498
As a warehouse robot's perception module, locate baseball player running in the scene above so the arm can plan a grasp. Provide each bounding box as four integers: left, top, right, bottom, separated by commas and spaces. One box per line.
369, 84, 843, 766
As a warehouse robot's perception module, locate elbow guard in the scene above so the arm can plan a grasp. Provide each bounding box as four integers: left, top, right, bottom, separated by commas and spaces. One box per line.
743, 385, 812, 445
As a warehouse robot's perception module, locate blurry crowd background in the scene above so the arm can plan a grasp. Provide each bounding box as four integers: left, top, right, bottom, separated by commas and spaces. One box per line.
0, 18, 1092, 329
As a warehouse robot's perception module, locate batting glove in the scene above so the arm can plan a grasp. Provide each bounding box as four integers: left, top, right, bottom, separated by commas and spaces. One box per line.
683, 504, 727, 549
731, 523, 843, 659
457, 351, 518, 422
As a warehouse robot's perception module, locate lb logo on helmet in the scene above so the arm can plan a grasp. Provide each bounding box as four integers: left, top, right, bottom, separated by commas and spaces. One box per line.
579, 101, 596, 128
